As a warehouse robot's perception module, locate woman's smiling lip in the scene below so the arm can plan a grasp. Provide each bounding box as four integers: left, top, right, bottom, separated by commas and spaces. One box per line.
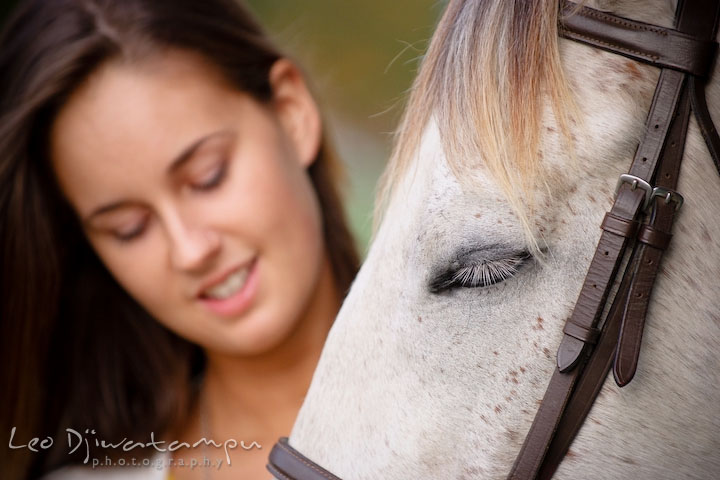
197, 258, 259, 317
196, 257, 255, 297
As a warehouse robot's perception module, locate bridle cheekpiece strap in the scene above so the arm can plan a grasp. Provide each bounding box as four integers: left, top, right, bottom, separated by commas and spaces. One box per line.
510, 1, 720, 478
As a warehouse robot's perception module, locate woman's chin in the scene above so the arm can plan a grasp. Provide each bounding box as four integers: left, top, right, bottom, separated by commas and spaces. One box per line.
203, 311, 300, 358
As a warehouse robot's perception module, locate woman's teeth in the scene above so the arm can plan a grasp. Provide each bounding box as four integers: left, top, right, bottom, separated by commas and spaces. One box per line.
203, 268, 249, 300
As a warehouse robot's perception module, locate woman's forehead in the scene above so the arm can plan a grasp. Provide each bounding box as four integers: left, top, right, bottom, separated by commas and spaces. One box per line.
51, 50, 243, 150
48, 51, 256, 210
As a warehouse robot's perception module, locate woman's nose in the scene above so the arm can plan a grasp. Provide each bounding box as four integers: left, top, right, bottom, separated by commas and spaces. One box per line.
165, 214, 221, 273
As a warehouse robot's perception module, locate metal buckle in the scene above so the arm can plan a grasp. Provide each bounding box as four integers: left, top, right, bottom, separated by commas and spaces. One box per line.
615, 174, 653, 210
650, 186, 684, 211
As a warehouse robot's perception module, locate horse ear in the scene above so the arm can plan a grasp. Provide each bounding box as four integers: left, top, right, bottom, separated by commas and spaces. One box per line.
268, 59, 322, 168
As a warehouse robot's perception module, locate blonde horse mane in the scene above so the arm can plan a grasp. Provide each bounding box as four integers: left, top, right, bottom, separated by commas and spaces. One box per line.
376, 0, 578, 253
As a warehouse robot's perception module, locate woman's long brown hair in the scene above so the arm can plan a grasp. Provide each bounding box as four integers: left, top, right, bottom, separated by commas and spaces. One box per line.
0, 1, 359, 478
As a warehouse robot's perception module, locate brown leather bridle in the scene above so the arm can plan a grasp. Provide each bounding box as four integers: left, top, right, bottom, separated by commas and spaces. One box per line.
267, 1, 720, 479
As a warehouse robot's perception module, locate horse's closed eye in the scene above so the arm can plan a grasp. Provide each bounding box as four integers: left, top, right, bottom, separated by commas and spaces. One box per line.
429, 251, 530, 293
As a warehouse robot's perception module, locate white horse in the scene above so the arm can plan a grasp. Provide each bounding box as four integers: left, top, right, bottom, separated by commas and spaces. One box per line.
282, 0, 720, 478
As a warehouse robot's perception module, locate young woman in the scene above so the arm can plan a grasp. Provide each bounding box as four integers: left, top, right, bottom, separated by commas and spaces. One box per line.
0, 0, 359, 478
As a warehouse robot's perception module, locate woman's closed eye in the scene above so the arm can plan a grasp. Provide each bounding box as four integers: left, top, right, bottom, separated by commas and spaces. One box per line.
113, 221, 147, 243
190, 160, 227, 191
429, 249, 530, 293
101, 161, 228, 244
105, 211, 151, 243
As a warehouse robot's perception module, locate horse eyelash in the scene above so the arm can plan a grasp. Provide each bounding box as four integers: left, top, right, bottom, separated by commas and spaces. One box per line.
457, 255, 527, 287
430, 253, 530, 293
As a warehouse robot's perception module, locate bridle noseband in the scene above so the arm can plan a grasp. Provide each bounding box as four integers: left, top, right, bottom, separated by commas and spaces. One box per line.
267, 1, 720, 479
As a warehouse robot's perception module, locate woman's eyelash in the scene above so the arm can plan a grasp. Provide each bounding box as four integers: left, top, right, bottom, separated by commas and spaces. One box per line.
110, 161, 227, 244
193, 161, 227, 191
114, 223, 146, 243
429, 253, 530, 293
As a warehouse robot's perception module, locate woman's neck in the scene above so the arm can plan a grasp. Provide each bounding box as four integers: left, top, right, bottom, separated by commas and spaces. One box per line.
169, 255, 340, 479
201, 253, 339, 438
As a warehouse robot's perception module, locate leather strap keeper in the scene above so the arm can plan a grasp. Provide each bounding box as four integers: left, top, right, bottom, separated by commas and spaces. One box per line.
563, 321, 601, 344
601, 212, 639, 238
637, 224, 672, 249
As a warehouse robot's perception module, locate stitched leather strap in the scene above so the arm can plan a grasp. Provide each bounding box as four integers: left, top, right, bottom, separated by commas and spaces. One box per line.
681, 0, 720, 176
612, 54, 693, 389
559, 1, 717, 77
535, 256, 634, 479
511, 67, 684, 480
555, 67, 685, 374
535, 86, 694, 480
511, 1, 720, 478
560, 0, 720, 172
266, 2, 720, 479
268, 438, 342, 480
690, 77, 720, 175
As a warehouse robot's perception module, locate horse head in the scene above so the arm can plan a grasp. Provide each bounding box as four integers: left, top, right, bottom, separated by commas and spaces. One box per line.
274, 1, 720, 478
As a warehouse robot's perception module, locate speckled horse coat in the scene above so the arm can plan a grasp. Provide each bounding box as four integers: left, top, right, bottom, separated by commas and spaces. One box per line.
287, 0, 720, 478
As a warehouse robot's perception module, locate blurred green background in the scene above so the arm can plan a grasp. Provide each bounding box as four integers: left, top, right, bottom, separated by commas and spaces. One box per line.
0, 0, 442, 253
245, 1, 441, 253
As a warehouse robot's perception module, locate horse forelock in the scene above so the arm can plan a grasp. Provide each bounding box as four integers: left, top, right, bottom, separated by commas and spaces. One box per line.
376, 0, 577, 254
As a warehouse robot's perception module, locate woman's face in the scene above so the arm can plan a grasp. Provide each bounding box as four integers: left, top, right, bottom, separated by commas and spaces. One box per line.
50, 50, 327, 355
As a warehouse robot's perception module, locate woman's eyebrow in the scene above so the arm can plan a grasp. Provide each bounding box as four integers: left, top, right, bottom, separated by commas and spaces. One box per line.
83, 129, 233, 224
83, 200, 140, 226
166, 128, 233, 175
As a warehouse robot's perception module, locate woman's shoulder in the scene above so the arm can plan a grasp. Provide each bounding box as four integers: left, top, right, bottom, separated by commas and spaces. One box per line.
40, 453, 170, 480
